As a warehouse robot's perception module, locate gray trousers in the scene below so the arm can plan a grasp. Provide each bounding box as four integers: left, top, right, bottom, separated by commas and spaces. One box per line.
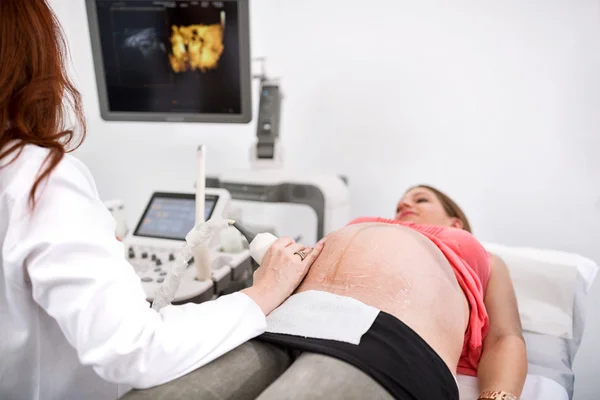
121, 340, 394, 400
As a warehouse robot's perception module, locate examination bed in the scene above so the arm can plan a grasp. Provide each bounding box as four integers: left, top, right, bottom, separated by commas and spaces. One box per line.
469, 242, 599, 400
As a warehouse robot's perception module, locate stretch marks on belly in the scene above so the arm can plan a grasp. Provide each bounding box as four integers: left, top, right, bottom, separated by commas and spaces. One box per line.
301, 224, 414, 302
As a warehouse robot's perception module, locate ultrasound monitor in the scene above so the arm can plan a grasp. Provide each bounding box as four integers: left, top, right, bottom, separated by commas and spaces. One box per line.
134, 192, 219, 241
85, 0, 251, 123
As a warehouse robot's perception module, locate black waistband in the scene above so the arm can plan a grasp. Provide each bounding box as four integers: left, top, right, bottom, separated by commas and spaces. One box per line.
257, 311, 459, 400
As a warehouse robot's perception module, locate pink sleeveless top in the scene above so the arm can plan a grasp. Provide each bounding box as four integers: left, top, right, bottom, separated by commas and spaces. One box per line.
347, 217, 491, 376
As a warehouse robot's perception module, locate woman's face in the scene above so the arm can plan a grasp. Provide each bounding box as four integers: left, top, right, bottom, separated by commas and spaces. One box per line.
394, 187, 463, 229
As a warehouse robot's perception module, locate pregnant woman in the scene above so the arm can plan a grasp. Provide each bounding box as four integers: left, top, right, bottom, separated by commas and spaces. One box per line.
124, 185, 527, 400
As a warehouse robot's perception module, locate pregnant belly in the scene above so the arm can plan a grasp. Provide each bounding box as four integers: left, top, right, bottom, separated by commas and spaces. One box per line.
296, 222, 470, 372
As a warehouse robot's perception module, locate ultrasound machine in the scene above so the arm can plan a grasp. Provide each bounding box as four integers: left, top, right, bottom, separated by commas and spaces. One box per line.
86, 0, 351, 305
122, 188, 254, 304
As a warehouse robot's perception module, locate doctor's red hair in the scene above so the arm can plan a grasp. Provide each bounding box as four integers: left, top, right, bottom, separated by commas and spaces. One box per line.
0, 0, 86, 209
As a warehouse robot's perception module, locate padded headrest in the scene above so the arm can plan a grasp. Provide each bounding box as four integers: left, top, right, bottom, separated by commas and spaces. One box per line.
482, 243, 597, 340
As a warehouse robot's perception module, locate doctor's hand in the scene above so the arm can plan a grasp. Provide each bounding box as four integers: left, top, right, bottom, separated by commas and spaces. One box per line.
242, 237, 325, 316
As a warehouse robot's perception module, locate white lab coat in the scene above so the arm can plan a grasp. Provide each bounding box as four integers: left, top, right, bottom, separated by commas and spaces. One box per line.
0, 144, 267, 400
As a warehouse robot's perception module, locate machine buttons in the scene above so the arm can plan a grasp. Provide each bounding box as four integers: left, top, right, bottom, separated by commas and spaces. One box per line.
157, 278, 165, 283
141, 252, 148, 259
151, 254, 156, 261
156, 259, 163, 266
159, 272, 167, 276
154, 268, 161, 272
169, 253, 175, 261
141, 277, 153, 282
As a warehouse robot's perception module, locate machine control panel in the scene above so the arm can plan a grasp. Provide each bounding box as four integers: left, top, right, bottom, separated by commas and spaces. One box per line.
124, 189, 252, 303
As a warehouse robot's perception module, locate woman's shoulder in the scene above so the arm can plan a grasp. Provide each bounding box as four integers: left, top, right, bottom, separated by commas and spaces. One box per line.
1, 143, 96, 200
0, 144, 47, 194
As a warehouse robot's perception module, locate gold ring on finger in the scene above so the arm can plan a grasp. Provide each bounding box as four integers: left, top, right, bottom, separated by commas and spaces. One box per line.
294, 250, 307, 261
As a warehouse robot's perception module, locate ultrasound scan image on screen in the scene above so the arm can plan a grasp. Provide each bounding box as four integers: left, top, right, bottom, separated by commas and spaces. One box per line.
88, 0, 249, 121
136, 197, 197, 240
135, 194, 218, 240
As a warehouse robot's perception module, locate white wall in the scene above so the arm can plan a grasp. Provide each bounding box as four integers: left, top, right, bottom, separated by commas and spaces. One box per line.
51, 0, 600, 398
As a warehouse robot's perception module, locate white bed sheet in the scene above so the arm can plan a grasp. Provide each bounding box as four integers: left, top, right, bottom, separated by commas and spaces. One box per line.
457, 373, 568, 400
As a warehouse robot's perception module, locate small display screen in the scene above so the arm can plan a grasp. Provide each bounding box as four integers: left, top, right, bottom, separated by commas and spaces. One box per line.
134, 193, 218, 240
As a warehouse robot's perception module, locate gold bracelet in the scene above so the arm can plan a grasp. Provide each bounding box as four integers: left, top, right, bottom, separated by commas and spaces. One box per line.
478, 390, 518, 400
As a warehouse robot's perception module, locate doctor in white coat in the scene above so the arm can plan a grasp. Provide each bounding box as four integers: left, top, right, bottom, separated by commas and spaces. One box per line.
0, 2, 323, 399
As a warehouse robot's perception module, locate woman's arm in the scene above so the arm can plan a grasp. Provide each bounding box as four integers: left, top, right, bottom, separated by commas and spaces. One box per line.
6, 155, 268, 389
477, 254, 528, 398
